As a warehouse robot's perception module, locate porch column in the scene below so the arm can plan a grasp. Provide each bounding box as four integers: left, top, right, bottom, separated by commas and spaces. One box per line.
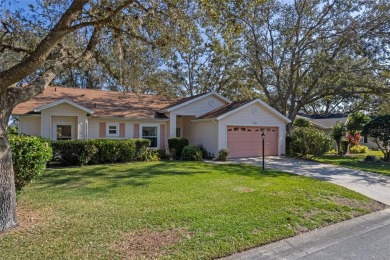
169, 113, 177, 138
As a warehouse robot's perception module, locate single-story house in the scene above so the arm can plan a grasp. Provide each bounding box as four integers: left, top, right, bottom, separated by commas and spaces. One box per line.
12, 86, 291, 158
297, 114, 377, 149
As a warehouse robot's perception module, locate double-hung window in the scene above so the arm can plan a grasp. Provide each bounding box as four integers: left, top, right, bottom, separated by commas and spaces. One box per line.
141, 125, 159, 148
106, 123, 119, 137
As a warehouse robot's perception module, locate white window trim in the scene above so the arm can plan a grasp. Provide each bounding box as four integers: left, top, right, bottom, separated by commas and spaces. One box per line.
106, 123, 120, 137
53, 122, 74, 141
140, 124, 160, 148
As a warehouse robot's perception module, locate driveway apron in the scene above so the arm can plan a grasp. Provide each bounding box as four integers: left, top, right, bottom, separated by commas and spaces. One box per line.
232, 157, 390, 206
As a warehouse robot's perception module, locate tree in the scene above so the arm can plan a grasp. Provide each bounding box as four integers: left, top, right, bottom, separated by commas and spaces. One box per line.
0, 0, 191, 233
233, 0, 390, 131
363, 115, 390, 161
330, 122, 344, 154
293, 117, 311, 127
345, 111, 371, 150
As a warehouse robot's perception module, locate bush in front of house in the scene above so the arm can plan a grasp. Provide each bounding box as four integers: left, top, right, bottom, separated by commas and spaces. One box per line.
217, 149, 229, 161
349, 145, 369, 154
291, 127, 333, 156
168, 137, 189, 160
9, 135, 53, 190
182, 146, 203, 161
52, 140, 98, 166
197, 144, 214, 159
52, 138, 151, 166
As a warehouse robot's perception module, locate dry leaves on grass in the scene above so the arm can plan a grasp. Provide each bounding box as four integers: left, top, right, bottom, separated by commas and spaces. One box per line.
333, 197, 386, 213
112, 228, 193, 259
0, 205, 52, 237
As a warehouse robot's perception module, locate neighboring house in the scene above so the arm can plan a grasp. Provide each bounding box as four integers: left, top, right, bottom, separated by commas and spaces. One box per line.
297, 114, 377, 149
297, 114, 349, 135
12, 86, 291, 158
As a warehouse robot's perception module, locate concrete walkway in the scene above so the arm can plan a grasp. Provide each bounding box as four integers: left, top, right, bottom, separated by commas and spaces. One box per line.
223, 208, 390, 260
232, 157, 390, 205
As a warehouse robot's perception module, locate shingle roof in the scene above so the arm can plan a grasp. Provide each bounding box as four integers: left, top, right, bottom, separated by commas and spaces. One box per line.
309, 117, 348, 129
161, 92, 211, 110
196, 100, 254, 119
12, 86, 179, 119
298, 114, 348, 129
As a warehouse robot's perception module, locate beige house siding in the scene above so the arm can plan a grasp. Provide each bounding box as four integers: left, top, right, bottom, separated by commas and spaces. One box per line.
218, 103, 287, 155
40, 103, 88, 140
88, 118, 169, 149
183, 117, 218, 156
168, 95, 228, 138
51, 116, 78, 140
19, 116, 41, 136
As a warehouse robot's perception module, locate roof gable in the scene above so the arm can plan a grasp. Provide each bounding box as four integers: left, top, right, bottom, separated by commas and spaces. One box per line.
159, 92, 231, 112
33, 99, 94, 114
196, 98, 291, 123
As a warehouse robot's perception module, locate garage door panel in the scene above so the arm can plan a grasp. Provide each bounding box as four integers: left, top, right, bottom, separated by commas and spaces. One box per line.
227, 126, 278, 158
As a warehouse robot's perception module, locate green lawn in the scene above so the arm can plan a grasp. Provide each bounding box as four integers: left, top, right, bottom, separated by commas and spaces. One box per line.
0, 162, 385, 259
313, 150, 390, 176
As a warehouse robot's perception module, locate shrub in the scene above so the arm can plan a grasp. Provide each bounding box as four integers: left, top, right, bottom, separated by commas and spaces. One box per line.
157, 149, 170, 160
349, 145, 368, 154
136, 147, 160, 161
197, 144, 214, 159
89, 139, 121, 164
326, 149, 338, 155
217, 149, 229, 161
291, 127, 333, 156
182, 146, 203, 161
9, 135, 53, 190
168, 138, 189, 160
51, 140, 98, 166
52, 138, 151, 166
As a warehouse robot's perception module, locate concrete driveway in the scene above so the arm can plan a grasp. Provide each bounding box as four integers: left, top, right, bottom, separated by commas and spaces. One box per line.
232, 156, 390, 205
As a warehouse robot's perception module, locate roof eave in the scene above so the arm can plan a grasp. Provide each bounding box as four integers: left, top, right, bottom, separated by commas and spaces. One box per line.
160, 92, 231, 113
33, 98, 94, 114
215, 99, 292, 123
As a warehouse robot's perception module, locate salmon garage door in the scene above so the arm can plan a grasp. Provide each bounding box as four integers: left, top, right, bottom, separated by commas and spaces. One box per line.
227, 126, 278, 158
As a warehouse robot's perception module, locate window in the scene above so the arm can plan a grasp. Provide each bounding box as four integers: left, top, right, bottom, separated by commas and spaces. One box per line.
141, 125, 159, 148
56, 125, 72, 140
106, 123, 119, 137
176, 127, 181, 137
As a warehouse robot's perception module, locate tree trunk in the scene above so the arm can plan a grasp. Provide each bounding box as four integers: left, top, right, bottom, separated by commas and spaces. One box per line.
0, 96, 17, 233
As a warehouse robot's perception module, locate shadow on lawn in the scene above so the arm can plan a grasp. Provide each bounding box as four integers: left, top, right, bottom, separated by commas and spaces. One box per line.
35, 161, 289, 192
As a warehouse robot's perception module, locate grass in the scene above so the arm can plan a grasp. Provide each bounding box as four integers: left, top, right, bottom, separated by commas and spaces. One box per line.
313, 150, 390, 176
0, 161, 385, 259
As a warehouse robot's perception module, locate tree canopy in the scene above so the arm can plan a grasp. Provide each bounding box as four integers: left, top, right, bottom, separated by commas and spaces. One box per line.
363, 115, 390, 161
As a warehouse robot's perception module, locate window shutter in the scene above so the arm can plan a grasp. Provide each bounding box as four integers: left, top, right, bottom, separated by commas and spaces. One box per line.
99, 122, 106, 138
133, 124, 139, 138
160, 124, 165, 149
119, 123, 125, 138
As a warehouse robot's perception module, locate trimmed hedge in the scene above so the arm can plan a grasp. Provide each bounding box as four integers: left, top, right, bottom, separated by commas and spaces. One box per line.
9, 135, 53, 190
168, 138, 189, 160
51, 140, 97, 166
51, 138, 151, 166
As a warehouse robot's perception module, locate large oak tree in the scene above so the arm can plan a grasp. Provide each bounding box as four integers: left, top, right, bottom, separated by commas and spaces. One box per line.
0, 0, 192, 233
230, 0, 390, 129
